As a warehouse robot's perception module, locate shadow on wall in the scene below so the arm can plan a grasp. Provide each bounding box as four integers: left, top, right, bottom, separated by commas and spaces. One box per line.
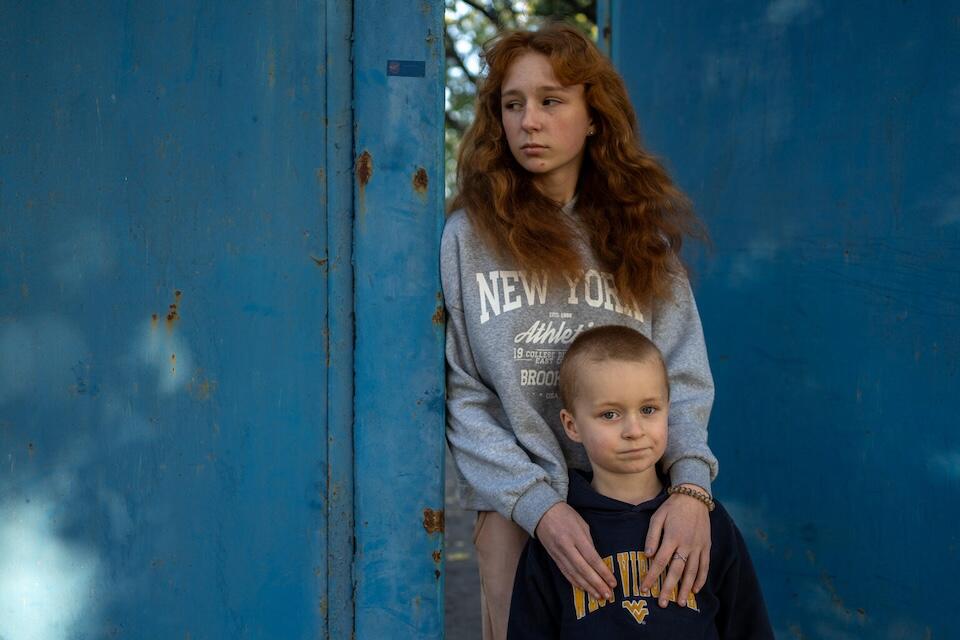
0, 220, 198, 639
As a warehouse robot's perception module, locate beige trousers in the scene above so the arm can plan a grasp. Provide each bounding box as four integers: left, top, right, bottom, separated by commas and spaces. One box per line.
473, 511, 530, 640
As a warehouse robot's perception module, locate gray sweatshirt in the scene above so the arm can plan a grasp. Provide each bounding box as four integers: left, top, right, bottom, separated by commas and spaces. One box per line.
441, 207, 717, 536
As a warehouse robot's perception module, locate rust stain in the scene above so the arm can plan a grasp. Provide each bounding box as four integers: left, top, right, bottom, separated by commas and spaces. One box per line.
357, 150, 373, 187
171, 353, 176, 376
357, 150, 373, 230
819, 570, 850, 616
151, 313, 159, 329
434, 569, 441, 580
413, 167, 428, 194
196, 379, 215, 400
432, 291, 446, 325
311, 255, 328, 269
315, 167, 325, 184
432, 550, 442, 563
165, 290, 182, 331
423, 508, 444, 534
189, 374, 217, 401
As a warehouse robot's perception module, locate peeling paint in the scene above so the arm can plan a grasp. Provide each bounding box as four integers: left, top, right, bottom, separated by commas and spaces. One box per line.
432, 291, 446, 325
413, 167, 428, 194
432, 550, 441, 563
357, 150, 373, 230
357, 150, 373, 187
422, 508, 444, 534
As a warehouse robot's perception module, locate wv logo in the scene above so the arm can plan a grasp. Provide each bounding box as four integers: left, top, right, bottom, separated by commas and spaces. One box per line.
622, 600, 650, 624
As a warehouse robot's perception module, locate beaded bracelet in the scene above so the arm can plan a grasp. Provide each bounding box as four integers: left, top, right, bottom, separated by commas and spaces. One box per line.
667, 485, 715, 511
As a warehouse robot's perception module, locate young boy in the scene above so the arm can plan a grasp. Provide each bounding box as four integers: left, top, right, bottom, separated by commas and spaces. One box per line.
507, 325, 773, 639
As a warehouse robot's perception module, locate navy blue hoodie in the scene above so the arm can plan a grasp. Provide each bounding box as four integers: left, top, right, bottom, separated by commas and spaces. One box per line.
508, 470, 773, 639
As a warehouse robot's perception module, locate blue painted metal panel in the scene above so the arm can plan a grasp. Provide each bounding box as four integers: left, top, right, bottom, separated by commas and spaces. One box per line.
613, 3, 959, 638
1, 1, 332, 637
352, 0, 447, 637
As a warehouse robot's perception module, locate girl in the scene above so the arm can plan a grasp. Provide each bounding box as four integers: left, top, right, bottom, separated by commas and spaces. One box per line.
441, 23, 717, 640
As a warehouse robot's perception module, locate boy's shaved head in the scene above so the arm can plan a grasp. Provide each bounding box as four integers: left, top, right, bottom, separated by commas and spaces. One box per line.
559, 325, 668, 410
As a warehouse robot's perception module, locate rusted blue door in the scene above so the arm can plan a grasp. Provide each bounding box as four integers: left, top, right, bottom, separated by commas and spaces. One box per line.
0, 1, 444, 638
605, 2, 959, 638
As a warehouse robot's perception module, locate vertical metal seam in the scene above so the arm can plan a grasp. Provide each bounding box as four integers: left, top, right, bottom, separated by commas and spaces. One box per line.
597, 0, 613, 58
602, 0, 620, 62
432, 8, 448, 637
351, 2, 446, 637
326, 0, 356, 637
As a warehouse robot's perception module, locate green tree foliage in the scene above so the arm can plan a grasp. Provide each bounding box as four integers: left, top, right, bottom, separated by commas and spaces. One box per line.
445, 1, 596, 196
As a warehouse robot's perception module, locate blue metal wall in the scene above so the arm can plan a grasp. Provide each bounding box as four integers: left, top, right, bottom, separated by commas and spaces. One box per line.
611, 3, 959, 638
0, 1, 445, 638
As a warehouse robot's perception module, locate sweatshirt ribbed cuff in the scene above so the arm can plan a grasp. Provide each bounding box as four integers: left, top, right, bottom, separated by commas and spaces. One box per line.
669, 458, 713, 496
512, 481, 562, 537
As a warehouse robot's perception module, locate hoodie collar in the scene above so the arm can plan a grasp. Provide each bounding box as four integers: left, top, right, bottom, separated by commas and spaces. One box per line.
567, 469, 668, 513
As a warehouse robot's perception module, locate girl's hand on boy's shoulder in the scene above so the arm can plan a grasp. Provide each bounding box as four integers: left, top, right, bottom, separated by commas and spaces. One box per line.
643, 486, 712, 608
535, 502, 618, 602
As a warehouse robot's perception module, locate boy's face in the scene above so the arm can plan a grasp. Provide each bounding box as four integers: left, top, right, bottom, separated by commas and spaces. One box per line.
561, 357, 669, 479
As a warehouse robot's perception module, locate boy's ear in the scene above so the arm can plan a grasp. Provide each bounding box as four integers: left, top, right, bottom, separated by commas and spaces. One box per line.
560, 409, 582, 443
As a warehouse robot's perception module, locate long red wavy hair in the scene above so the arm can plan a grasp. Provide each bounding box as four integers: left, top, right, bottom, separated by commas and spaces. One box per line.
450, 23, 705, 307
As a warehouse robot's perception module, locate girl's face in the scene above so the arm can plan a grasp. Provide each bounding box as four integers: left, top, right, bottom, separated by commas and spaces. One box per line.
500, 51, 593, 202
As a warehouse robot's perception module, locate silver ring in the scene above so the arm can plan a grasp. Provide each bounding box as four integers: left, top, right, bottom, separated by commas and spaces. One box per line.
672, 552, 688, 563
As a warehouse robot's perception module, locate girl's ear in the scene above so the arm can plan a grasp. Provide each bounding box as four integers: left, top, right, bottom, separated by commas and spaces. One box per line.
560, 409, 582, 443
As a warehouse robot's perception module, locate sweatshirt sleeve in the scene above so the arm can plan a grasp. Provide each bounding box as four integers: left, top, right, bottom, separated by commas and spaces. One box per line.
441, 222, 563, 535
507, 541, 563, 640
714, 519, 775, 639
652, 271, 718, 494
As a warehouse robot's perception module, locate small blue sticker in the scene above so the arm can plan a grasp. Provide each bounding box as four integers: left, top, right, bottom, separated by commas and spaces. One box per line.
387, 60, 426, 77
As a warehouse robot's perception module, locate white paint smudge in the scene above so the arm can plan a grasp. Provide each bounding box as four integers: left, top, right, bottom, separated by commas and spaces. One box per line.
727, 237, 781, 287
930, 450, 960, 480
136, 322, 193, 395
766, 0, 822, 27
0, 498, 101, 640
